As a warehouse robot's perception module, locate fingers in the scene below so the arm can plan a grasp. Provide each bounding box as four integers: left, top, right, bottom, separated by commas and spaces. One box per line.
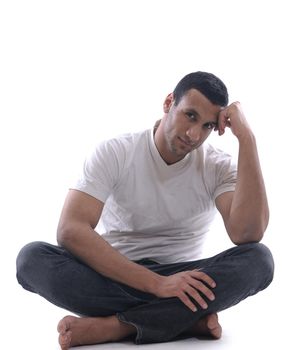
178, 291, 199, 312
217, 101, 247, 137
156, 271, 217, 312
190, 270, 216, 289
177, 271, 216, 312
217, 110, 230, 136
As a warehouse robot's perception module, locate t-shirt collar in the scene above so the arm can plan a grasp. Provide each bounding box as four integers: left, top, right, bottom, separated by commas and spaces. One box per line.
148, 126, 192, 170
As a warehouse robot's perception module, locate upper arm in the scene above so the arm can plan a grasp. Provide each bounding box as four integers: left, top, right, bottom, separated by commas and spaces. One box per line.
57, 189, 104, 241
215, 191, 234, 230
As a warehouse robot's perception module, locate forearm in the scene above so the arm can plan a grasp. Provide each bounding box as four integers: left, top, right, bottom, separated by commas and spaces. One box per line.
227, 131, 269, 243
57, 223, 161, 294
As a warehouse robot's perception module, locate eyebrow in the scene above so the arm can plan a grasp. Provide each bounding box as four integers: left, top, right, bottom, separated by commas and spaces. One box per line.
185, 108, 200, 117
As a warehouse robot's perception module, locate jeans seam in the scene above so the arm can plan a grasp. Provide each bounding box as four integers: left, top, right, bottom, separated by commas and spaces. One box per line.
116, 312, 143, 344
114, 283, 145, 302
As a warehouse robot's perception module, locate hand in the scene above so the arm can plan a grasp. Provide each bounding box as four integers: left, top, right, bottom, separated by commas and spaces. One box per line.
217, 101, 252, 139
154, 270, 216, 312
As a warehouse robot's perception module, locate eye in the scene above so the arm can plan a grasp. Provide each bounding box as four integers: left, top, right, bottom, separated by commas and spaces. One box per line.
185, 112, 195, 120
204, 122, 217, 130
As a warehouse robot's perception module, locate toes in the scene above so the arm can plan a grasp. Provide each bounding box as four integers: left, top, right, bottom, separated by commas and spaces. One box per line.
191, 313, 222, 339
207, 314, 218, 329
59, 330, 72, 350
57, 319, 67, 334
206, 314, 222, 339
57, 316, 73, 334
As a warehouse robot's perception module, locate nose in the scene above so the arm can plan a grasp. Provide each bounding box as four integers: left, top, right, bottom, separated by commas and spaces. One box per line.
185, 125, 202, 143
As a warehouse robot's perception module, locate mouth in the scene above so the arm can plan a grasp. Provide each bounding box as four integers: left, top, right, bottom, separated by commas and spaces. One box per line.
178, 136, 196, 148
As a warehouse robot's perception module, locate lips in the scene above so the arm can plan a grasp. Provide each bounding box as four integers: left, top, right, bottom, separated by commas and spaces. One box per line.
178, 136, 195, 147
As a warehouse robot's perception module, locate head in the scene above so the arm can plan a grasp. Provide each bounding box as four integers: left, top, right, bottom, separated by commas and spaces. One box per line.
173, 71, 228, 107
155, 71, 228, 164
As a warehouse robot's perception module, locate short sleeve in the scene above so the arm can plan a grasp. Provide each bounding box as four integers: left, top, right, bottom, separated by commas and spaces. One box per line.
204, 145, 237, 201
213, 157, 237, 200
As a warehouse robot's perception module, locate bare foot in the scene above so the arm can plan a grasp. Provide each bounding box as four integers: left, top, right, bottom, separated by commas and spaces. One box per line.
57, 315, 136, 350
190, 313, 222, 339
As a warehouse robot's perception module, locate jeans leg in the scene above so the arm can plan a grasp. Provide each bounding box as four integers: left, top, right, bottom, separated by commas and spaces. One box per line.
16, 241, 150, 316
117, 243, 274, 344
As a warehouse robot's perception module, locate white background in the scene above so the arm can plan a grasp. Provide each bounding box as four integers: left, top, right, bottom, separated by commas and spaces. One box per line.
1, 0, 282, 349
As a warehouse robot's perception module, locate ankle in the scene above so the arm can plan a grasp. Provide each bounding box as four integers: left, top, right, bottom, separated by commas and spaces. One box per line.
111, 317, 136, 341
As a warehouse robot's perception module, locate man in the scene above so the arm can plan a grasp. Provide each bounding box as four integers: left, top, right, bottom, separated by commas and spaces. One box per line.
17, 71, 274, 349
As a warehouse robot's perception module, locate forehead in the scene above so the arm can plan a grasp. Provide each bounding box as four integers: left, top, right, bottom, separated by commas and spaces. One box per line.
177, 89, 222, 120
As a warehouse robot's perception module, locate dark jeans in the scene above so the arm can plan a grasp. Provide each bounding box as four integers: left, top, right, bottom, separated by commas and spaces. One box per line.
16, 241, 274, 344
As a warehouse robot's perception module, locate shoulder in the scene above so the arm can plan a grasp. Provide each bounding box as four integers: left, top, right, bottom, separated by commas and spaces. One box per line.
98, 129, 149, 151
195, 143, 237, 186
200, 143, 236, 171
87, 129, 150, 174
203, 143, 233, 161
75, 129, 151, 201
191, 143, 234, 170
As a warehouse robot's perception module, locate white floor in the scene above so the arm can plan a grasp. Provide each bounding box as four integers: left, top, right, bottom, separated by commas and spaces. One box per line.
6, 274, 281, 350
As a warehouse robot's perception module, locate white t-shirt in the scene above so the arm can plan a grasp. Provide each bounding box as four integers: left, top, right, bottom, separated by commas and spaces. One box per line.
73, 128, 237, 263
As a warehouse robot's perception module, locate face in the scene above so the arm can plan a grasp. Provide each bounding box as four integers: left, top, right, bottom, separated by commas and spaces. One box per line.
156, 89, 222, 164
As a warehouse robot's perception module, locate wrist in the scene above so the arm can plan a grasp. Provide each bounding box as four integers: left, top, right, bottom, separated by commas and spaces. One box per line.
145, 272, 164, 295
237, 128, 255, 144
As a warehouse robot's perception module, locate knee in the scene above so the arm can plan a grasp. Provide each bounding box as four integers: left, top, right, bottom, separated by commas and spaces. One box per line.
16, 241, 47, 288
245, 242, 274, 290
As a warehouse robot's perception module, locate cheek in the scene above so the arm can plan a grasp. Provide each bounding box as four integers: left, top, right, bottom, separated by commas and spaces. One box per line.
199, 129, 212, 143
204, 129, 212, 137
164, 114, 178, 134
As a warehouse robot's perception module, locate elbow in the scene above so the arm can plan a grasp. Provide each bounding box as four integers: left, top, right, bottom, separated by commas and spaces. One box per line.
226, 221, 267, 245
225, 205, 269, 245
229, 226, 266, 245
57, 223, 75, 247
57, 220, 94, 248
231, 232, 263, 245
227, 211, 269, 245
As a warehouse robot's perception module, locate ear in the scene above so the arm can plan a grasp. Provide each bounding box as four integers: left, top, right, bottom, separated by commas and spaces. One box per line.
163, 93, 174, 113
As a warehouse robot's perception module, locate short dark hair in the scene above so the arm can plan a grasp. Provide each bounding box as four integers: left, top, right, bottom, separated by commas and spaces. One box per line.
173, 71, 229, 107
